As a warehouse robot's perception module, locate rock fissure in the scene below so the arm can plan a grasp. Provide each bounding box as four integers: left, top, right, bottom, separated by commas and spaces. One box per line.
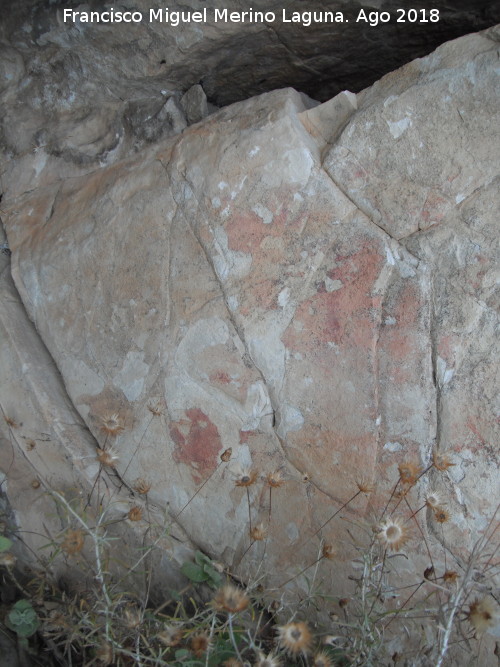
322, 161, 420, 257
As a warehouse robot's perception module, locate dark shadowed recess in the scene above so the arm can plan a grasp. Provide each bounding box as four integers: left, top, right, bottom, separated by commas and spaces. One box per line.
200, 1, 500, 105
1, 0, 499, 106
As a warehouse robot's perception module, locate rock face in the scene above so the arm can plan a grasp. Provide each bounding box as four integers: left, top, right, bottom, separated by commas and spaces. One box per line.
0, 222, 194, 604
0, 15, 499, 660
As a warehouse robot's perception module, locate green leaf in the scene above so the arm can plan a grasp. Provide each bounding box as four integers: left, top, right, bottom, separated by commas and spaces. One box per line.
186, 551, 222, 588
194, 550, 212, 567
174, 648, 190, 659
0, 535, 13, 552
194, 550, 204, 566
6, 599, 40, 638
207, 638, 235, 666
181, 561, 208, 583
173, 648, 205, 665
201, 564, 222, 588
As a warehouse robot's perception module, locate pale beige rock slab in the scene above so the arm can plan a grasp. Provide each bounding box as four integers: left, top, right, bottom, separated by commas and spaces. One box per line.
0, 28, 498, 663
0, 222, 194, 599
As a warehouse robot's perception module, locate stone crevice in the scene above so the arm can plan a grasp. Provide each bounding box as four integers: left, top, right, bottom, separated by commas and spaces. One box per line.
156, 158, 176, 331
321, 161, 422, 262
428, 273, 443, 460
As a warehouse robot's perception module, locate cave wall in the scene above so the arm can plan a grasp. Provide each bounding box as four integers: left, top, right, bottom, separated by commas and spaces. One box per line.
0, 4, 499, 661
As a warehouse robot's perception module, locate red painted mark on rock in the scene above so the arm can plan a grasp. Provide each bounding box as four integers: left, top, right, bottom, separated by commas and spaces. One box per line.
284, 245, 383, 353
466, 417, 488, 447
239, 429, 259, 444
209, 370, 232, 385
225, 188, 308, 256
170, 408, 222, 482
437, 334, 458, 367
421, 190, 449, 225
383, 284, 422, 364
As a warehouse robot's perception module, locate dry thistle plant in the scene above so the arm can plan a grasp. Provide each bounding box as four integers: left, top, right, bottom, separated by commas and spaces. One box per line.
234, 465, 258, 535
266, 469, 286, 523
99, 412, 125, 438
174, 447, 233, 519
276, 620, 313, 657
2, 397, 498, 667
310, 455, 500, 666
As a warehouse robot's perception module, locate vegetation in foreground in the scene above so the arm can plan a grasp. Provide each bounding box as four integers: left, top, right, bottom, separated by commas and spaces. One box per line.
1, 409, 499, 666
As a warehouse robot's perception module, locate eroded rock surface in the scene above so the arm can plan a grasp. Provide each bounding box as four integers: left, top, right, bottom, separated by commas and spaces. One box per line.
0, 22, 499, 655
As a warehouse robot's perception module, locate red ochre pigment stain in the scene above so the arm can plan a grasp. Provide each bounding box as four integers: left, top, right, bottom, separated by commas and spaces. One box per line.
209, 370, 232, 385
239, 429, 258, 444
170, 408, 221, 482
284, 245, 383, 353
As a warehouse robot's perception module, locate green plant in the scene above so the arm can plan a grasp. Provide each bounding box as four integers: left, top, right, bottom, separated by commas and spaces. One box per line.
181, 550, 222, 589
5, 599, 40, 638
0, 534, 13, 552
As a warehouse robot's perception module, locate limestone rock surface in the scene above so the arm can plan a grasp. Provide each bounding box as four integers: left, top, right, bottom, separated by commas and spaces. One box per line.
0, 22, 499, 658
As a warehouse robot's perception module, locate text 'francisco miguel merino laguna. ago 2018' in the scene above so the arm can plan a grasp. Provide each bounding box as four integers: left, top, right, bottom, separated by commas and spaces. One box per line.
62, 8, 441, 27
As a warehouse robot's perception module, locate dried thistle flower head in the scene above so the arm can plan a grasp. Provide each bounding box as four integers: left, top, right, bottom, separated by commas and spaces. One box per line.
250, 522, 267, 541
255, 652, 282, 667
425, 492, 441, 508
220, 448, 232, 462
0, 552, 16, 568
277, 621, 313, 657
190, 632, 211, 657
433, 506, 450, 523
234, 468, 258, 487
376, 517, 410, 551
432, 451, 455, 471
127, 506, 143, 522
157, 625, 183, 647
96, 447, 119, 467
213, 584, 249, 614
61, 529, 85, 555
398, 462, 421, 486
133, 478, 151, 494
312, 651, 334, 667
147, 402, 163, 416
356, 478, 374, 493
322, 544, 335, 560
95, 641, 113, 665
443, 570, 459, 584
467, 597, 499, 634
267, 470, 285, 487
323, 635, 340, 646
123, 606, 142, 629
269, 599, 281, 613
100, 413, 124, 436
